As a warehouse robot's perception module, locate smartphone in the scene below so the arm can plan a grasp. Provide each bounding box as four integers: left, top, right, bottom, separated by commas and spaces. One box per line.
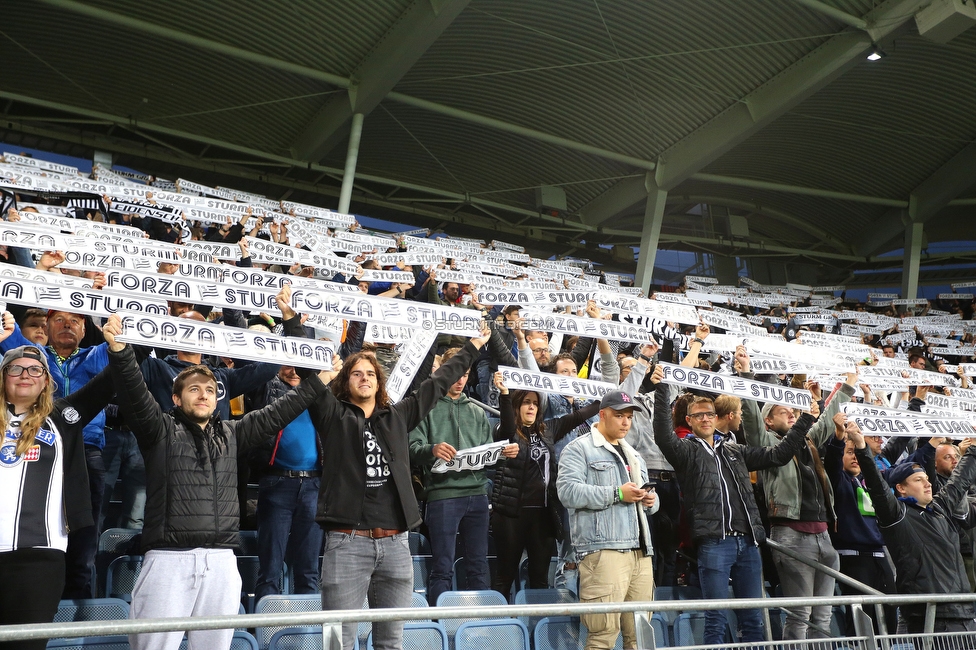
641, 481, 657, 492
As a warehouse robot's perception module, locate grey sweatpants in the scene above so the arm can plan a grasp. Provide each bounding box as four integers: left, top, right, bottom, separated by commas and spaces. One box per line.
129, 548, 242, 650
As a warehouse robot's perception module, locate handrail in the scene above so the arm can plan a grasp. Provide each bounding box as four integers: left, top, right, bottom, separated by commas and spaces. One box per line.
467, 396, 500, 417
3, 593, 976, 642
766, 538, 890, 635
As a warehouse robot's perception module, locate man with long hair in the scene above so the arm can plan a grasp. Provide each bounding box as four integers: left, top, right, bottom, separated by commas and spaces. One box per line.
306, 322, 491, 650
101, 314, 340, 650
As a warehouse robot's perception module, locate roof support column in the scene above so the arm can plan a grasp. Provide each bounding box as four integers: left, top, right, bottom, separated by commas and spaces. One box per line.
635, 171, 667, 293
902, 221, 923, 299
337, 113, 364, 214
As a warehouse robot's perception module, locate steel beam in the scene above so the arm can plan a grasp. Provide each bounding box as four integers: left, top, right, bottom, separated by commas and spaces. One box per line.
856, 140, 976, 256
337, 113, 364, 213
578, 175, 648, 226
901, 221, 923, 298
654, 0, 926, 191
290, 0, 470, 161
634, 174, 667, 292
688, 173, 908, 208
793, 0, 868, 30
0, 92, 643, 238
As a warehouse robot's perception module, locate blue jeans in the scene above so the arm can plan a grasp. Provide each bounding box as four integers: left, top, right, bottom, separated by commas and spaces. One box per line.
426, 495, 489, 605
321, 531, 413, 650
697, 535, 765, 644
256, 474, 324, 602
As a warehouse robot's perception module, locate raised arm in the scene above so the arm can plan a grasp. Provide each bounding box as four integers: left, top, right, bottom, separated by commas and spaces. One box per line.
851, 425, 905, 527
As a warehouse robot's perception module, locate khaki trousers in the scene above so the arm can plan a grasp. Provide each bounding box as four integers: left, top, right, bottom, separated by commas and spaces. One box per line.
579, 549, 654, 650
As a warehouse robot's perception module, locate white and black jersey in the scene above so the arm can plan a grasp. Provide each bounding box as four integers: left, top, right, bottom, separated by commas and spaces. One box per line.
0, 417, 67, 552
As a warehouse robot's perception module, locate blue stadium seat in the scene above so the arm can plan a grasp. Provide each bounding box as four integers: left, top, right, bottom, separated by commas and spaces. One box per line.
533, 616, 583, 650
512, 589, 577, 636
673, 612, 706, 647
266, 626, 322, 650
409, 532, 431, 556
451, 557, 500, 592
54, 598, 130, 624
434, 590, 507, 637
367, 621, 448, 650
238, 530, 260, 556
177, 631, 259, 650
455, 619, 528, 650
412, 556, 430, 596
651, 612, 671, 647
254, 594, 322, 650
47, 636, 131, 649
104, 555, 143, 603
96, 528, 141, 597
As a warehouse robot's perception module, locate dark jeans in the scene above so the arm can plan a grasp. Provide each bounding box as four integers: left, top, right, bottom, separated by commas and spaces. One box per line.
256, 474, 324, 602
63, 445, 104, 599
838, 552, 897, 635
697, 535, 765, 644
492, 507, 556, 602
650, 476, 680, 587
0, 547, 65, 650
100, 427, 146, 530
426, 495, 489, 605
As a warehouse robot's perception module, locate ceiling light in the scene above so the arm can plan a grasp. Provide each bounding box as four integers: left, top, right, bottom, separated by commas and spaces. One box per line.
866, 45, 886, 61
867, 51, 882, 61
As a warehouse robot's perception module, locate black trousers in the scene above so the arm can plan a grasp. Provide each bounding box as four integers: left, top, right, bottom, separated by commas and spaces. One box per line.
63, 446, 104, 599
0, 547, 66, 650
838, 552, 897, 635
491, 507, 556, 601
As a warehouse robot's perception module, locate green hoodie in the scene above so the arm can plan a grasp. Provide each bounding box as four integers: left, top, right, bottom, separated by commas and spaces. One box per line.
408, 393, 493, 502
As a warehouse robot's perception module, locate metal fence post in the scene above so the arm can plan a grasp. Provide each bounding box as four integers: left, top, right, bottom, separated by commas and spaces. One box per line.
852, 604, 878, 650
323, 623, 343, 650
633, 611, 656, 650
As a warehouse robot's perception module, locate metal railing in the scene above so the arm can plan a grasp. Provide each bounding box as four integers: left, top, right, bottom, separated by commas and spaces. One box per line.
3, 593, 976, 648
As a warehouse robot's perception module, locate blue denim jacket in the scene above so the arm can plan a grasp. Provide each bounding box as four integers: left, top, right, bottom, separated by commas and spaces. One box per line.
556, 426, 659, 557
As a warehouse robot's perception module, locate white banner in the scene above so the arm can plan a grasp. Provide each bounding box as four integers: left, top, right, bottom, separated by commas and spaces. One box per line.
115, 312, 335, 370
431, 440, 510, 473
498, 365, 615, 400
370, 252, 444, 266
926, 393, 976, 413
0, 276, 167, 318
860, 366, 955, 387
520, 310, 656, 345
656, 362, 812, 409
846, 413, 974, 438
358, 269, 414, 283
594, 291, 700, 326
385, 330, 438, 404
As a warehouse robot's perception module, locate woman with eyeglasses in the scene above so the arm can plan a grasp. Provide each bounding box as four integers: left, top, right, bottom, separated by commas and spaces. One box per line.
0, 312, 115, 650
489, 372, 601, 601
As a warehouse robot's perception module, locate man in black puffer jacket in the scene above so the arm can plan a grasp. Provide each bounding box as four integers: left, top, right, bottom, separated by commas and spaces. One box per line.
852, 422, 976, 634
102, 315, 339, 650
650, 365, 817, 646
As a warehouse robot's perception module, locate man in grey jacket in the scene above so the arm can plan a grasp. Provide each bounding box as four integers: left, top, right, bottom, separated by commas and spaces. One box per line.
738, 346, 857, 641
557, 389, 659, 650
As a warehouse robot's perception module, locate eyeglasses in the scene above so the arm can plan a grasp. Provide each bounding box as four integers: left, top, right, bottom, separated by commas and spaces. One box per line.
5, 364, 46, 377
688, 411, 717, 420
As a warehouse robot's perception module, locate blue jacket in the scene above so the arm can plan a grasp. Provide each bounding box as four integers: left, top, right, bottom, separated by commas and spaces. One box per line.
557, 426, 659, 558
0, 324, 109, 448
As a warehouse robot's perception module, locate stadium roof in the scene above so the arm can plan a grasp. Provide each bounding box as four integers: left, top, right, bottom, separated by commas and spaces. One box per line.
1, 0, 974, 288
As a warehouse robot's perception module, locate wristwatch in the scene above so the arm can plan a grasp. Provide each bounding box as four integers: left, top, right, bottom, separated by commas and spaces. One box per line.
637, 353, 653, 362
692, 337, 706, 346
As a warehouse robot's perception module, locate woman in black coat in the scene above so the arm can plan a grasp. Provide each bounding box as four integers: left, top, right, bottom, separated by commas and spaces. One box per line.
489, 372, 599, 601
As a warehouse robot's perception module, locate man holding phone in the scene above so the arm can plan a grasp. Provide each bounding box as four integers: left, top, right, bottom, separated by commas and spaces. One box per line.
557, 389, 659, 650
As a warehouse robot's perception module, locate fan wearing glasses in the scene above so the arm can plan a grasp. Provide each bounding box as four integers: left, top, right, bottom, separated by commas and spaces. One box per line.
0, 310, 116, 650
650, 364, 820, 646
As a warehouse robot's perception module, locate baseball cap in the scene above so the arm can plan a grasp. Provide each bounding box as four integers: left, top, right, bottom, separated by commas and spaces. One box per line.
0, 345, 50, 376
761, 402, 777, 420
599, 389, 645, 414
887, 462, 926, 489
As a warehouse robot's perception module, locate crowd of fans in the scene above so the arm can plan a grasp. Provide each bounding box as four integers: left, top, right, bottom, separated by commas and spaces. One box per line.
1, 154, 976, 650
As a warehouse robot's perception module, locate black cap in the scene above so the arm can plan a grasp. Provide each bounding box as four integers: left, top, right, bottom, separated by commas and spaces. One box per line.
887, 462, 925, 489
599, 389, 645, 414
